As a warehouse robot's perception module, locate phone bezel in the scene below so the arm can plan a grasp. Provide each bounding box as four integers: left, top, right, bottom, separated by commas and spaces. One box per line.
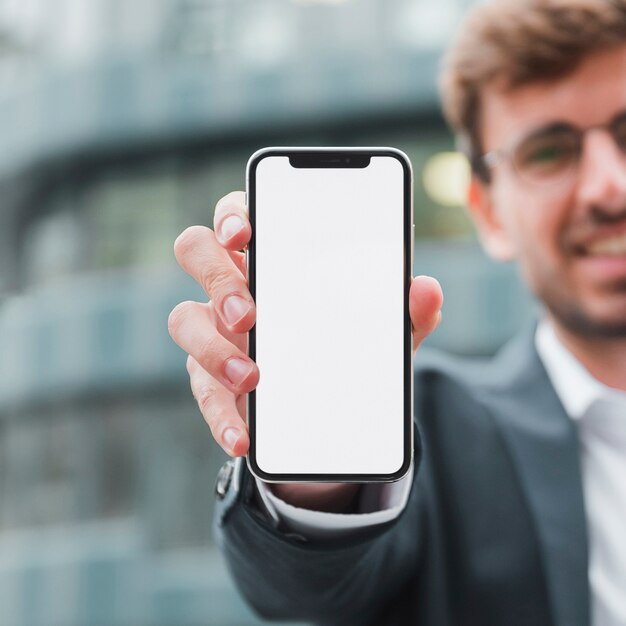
245, 147, 414, 483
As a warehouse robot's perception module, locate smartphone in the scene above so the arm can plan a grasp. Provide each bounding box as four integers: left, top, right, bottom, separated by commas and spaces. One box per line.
246, 147, 413, 483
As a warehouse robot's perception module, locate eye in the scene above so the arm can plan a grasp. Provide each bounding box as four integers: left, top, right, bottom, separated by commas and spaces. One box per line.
513, 130, 579, 179
526, 145, 566, 163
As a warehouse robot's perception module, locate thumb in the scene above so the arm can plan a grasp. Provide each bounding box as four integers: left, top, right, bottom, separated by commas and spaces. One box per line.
409, 275, 443, 353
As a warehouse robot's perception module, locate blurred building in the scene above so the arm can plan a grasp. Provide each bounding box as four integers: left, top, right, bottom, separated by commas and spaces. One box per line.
0, 0, 534, 624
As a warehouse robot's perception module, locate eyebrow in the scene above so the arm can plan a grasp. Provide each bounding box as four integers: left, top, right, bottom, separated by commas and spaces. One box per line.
521, 108, 626, 142
520, 122, 577, 141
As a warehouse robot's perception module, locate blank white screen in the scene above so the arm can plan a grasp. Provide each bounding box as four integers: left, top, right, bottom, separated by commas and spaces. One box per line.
253, 155, 406, 476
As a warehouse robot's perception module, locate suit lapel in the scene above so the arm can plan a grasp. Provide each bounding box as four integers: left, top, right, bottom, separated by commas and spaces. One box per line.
482, 325, 590, 626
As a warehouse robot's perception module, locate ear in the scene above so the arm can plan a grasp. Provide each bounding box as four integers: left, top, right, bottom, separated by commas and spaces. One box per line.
466, 177, 517, 261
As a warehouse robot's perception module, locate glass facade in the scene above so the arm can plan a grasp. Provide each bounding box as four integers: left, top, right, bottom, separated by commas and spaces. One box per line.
19, 132, 477, 291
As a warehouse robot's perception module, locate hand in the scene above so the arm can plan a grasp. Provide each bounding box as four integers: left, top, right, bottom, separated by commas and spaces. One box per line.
169, 191, 256, 458
168, 190, 443, 511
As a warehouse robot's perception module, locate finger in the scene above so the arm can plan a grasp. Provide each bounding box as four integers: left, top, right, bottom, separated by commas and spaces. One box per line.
168, 300, 259, 394
174, 225, 255, 333
227, 249, 247, 280
187, 355, 250, 457
409, 275, 443, 352
213, 191, 251, 251
235, 393, 247, 419
206, 299, 247, 354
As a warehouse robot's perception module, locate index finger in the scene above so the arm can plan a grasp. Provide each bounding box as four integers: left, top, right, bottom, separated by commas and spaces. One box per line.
214, 191, 251, 251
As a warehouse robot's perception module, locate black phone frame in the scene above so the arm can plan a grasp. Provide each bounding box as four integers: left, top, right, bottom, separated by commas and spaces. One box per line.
246, 147, 413, 483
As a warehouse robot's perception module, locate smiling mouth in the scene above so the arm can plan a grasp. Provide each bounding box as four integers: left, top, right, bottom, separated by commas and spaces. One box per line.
584, 231, 626, 256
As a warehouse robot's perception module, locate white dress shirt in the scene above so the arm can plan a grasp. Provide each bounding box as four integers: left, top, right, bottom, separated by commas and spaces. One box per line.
535, 319, 626, 626
255, 318, 626, 626
255, 462, 413, 540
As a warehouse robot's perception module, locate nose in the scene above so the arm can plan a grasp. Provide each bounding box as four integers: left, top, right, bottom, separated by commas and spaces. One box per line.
575, 129, 626, 218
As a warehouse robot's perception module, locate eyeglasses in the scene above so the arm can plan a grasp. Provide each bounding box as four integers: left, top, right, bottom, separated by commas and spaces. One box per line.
477, 109, 626, 187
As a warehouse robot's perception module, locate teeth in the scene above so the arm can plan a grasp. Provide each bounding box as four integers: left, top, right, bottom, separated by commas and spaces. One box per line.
587, 232, 626, 256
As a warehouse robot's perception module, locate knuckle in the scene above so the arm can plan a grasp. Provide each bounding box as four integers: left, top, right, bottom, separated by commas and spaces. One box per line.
174, 225, 209, 262
201, 263, 235, 298
195, 382, 217, 418
196, 333, 223, 368
168, 300, 196, 337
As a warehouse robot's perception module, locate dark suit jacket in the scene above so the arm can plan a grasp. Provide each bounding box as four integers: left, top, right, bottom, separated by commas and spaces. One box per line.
213, 324, 591, 626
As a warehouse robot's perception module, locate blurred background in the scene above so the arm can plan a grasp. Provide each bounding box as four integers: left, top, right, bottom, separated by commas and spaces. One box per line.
0, 0, 536, 624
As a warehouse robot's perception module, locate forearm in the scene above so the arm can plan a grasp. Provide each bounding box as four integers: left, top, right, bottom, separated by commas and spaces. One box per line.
213, 462, 422, 624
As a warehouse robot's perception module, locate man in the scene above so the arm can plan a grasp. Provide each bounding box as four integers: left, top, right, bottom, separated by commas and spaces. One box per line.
167, 0, 626, 624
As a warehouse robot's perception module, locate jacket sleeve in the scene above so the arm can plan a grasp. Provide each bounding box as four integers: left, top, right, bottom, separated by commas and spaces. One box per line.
212, 424, 425, 626
253, 466, 414, 540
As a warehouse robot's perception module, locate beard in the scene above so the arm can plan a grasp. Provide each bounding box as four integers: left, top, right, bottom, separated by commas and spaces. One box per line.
544, 205, 626, 337
533, 273, 626, 339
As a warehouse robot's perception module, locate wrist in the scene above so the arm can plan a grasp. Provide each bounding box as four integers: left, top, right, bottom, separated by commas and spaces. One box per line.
270, 482, 362, 513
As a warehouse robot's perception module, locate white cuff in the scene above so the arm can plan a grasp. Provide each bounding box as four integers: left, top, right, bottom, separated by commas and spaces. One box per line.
254, 463, 414, 541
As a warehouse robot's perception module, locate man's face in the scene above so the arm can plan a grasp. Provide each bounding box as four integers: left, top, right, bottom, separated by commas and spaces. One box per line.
472, 44, 626, 338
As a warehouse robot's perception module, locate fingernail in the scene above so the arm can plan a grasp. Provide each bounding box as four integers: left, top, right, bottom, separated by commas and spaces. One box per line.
223, 427, 240, 451
224, 358, 253, 386
223, 295, 250, 326
220, 215, 243, 242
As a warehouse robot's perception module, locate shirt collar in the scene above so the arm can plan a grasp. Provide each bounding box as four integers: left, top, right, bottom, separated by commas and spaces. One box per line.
534, 317, 626, 421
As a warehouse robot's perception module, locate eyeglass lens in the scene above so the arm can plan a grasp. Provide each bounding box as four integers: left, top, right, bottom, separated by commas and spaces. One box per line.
513, 127, 580, 183
512, 112, 626, 184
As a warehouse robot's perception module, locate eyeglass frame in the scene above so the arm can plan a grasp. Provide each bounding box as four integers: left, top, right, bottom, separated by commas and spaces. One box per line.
471, 108, 626, 186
